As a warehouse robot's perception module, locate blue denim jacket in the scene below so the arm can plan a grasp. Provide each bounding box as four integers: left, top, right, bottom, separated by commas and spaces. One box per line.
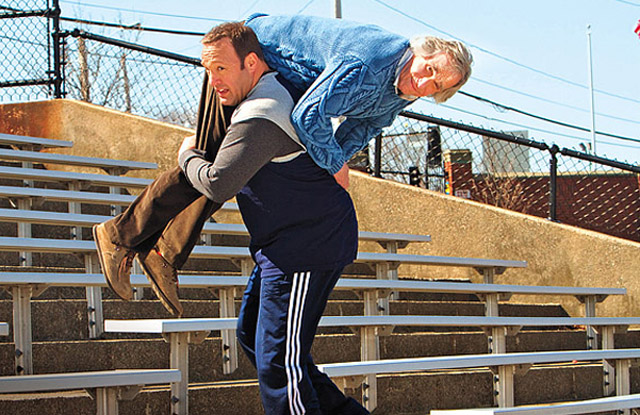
246, 14, 415, 175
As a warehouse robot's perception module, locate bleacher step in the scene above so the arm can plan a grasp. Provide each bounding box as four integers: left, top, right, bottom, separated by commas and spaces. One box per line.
1, 329, 628, 379
0, 298, 570, 341
0, 363, 630, 415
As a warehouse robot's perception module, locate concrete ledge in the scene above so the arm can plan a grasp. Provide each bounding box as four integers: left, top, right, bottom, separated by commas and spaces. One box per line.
0, 99, 189, 179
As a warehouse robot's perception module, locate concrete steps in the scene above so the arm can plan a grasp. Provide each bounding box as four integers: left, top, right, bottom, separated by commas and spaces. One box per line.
1, 293, 632, 414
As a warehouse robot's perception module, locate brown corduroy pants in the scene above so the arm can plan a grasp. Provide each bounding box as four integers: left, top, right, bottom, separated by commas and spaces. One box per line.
104, 74, 232, 269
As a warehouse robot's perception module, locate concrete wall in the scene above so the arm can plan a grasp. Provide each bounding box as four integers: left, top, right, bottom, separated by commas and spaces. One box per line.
0, 99, 190, 180
2, 99, 638, 318
350, 171, 640, 318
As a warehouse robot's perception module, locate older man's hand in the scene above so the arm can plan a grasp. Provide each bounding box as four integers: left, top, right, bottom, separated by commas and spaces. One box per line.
333, 163, 349, 190
178, 135, 197, 163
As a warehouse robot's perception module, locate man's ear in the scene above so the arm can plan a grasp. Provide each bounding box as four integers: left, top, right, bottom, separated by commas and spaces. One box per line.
244, 52, 259, 72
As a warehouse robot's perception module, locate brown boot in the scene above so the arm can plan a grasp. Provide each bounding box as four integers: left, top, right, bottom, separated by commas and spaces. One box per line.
92, 223, 135, 301
137, 248, 183, 317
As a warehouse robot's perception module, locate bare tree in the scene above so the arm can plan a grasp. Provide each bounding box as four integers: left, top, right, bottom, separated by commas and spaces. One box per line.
64, 18, 139, 113
77, 37, 90, 102
472, 174, 530, 213
120, 52, 131, 112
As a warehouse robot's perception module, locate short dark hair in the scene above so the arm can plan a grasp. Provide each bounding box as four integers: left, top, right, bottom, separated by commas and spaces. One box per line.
202, 22, 264, 68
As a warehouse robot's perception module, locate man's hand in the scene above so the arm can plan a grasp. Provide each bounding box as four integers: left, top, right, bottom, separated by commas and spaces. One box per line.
178, 135, 197, 162
333, 163, 349, 190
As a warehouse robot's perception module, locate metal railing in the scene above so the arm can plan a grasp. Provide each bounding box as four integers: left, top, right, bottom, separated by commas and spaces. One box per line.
60, 29, 202, 128
2, 1, 639, 242
372, 112, 640, 242
0, 0, 57, 102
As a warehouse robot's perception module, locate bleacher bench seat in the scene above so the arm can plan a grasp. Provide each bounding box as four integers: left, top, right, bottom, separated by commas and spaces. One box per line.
0, 236, 525, 270
0, 369, 181, 415
0, 208, 431, 244
0, 271, 624, 299
319, 349, 640, 414
429, 393, 640, 414
0, 187, 238, 211
317, 348, 640, 378
0, 132, 73, 149
0, 165, 152, 188
0, 148, 156, 173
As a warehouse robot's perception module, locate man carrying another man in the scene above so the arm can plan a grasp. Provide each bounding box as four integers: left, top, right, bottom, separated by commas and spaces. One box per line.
93, 15, 472, 414
94, 14, 472, 317
176, 22, 363, 414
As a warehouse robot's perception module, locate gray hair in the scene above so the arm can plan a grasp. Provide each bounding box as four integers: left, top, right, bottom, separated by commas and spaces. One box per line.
409, 35, 473, 103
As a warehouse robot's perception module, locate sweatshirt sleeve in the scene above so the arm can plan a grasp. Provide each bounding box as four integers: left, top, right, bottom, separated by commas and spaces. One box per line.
290, 59, 378, 175
179, 118, 303, 203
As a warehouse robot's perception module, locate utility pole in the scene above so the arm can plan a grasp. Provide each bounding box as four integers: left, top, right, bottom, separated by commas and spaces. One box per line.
586, 24, 597, 156
334, 0, 342, 18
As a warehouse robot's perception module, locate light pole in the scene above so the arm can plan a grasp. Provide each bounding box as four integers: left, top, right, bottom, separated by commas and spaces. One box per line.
587, 24, 597, 157
334, 0, 342, 18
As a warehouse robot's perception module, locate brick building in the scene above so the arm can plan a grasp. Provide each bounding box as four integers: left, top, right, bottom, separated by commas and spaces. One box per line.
444, 149, 640, 242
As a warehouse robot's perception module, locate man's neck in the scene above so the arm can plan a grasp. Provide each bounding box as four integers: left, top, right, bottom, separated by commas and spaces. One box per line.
251, 62, 271, 87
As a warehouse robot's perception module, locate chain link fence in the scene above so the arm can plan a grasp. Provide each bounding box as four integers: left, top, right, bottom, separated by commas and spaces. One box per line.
0, 0, 53, 103
374, 114, 640, 242
2, 2, 639, 242
62, 32, 203, 128
555, 156, 638, 241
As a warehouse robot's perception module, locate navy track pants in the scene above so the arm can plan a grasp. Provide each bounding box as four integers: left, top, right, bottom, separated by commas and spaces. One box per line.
237, 266, 369, 415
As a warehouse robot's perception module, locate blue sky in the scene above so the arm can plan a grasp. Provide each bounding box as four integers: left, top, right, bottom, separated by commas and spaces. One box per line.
58, 0, 640, 165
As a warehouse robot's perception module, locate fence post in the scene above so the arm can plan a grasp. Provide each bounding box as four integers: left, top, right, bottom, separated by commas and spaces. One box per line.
426, 126, 442, 190
51, 0, 63, 98
424, 155, 430, 189
373, 133, 382, 178
548, 144, 559, 221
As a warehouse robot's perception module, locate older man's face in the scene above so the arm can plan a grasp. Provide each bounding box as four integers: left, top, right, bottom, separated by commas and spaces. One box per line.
201, 38, 255, 106
397, 51, 461, 98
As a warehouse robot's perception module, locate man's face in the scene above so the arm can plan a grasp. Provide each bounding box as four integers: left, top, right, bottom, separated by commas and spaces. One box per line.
397, 51, 462, 98
201, 38, 255, 106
